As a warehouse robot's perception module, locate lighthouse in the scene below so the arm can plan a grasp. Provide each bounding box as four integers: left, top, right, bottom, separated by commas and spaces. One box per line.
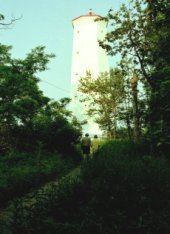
70, 9, 109, 135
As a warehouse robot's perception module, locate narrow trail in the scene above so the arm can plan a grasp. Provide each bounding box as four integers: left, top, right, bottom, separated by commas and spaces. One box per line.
0, 167, 81, 234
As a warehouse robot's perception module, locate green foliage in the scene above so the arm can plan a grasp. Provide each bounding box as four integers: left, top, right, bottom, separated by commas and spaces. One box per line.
148, 66, 170, 155
0, 151, 79, 209
78, 68, 125, 137
100, 0, 170, 155
0, 45, 53, 127
146, 0, 170, 154
0, 44, 81, 154
100, 0, 153, 83
9, 141, 170, 233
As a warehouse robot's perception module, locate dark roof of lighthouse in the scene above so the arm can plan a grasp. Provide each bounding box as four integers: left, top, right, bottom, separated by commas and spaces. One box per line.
72, 9, 103, 22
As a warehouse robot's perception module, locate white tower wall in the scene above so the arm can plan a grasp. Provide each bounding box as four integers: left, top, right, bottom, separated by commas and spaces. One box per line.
71, 11, 109, 135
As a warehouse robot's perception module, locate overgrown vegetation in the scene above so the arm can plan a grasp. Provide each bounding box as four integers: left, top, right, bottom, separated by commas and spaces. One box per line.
0, 150, 80, 209
6, 141, 170, 234
0, 0, 170, 233
0, 35, 82, 220
0, 45, 82, 155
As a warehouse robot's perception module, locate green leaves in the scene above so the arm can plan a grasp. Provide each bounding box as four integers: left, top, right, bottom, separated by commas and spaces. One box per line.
99, 0, 170, 154
0, 44, 81, 153
0, 44, 12, 64
78, 69, 125, 136
0, 44, 55, 126
24, 46, 55, 74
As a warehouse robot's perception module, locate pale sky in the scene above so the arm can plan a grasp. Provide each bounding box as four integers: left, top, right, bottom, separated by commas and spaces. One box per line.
1, 0, 128, 100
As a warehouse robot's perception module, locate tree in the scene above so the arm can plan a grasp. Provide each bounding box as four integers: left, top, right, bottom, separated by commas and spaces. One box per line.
0, 45, 54, 127
100, 0, 170, 154
117, 59, 145, 140
130, 71, 141, 140
0, 13, 21, 29
0, 45, 54, 151
78, 69, 125, 138
0, 44, 82, 154
99, 0, 153, 85
31, 100, 81, 154
145, 0, 170, 154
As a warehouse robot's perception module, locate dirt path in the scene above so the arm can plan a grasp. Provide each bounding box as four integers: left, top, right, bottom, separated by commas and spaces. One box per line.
0, 167, 80, 234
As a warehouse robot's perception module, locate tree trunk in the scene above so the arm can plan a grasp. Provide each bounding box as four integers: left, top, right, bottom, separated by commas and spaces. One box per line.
113, 108, 117, 139
131, 71, 141, 140
126, 113, 132, 140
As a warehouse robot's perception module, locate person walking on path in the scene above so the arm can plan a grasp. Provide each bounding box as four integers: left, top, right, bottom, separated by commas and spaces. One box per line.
81, 133, 91, 159
91, 135, 100, 156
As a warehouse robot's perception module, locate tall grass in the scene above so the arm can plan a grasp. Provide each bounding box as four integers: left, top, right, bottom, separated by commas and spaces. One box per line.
0, 148, 81, 209
5, 140, 170, 234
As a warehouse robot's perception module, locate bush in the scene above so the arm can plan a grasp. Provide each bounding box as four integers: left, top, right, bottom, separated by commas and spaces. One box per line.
8, 141, 170, 234
0, 150, 79, 209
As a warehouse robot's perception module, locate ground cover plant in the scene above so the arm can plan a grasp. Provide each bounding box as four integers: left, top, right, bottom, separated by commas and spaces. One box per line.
0, 149, 81, 209
7, 141, 170, 234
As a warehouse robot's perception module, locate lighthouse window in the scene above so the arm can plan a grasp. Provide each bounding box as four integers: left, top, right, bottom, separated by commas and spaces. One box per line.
75, 73, 79, 76
77, 30, 80, 33
76, 51, 79, 54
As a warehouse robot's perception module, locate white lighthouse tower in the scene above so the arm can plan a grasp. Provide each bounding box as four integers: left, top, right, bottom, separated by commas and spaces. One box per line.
70, 9, 109, 135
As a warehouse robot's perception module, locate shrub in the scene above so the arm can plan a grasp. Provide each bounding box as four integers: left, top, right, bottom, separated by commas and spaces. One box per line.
8, 141, 170, 234
0, 151, 79, 209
